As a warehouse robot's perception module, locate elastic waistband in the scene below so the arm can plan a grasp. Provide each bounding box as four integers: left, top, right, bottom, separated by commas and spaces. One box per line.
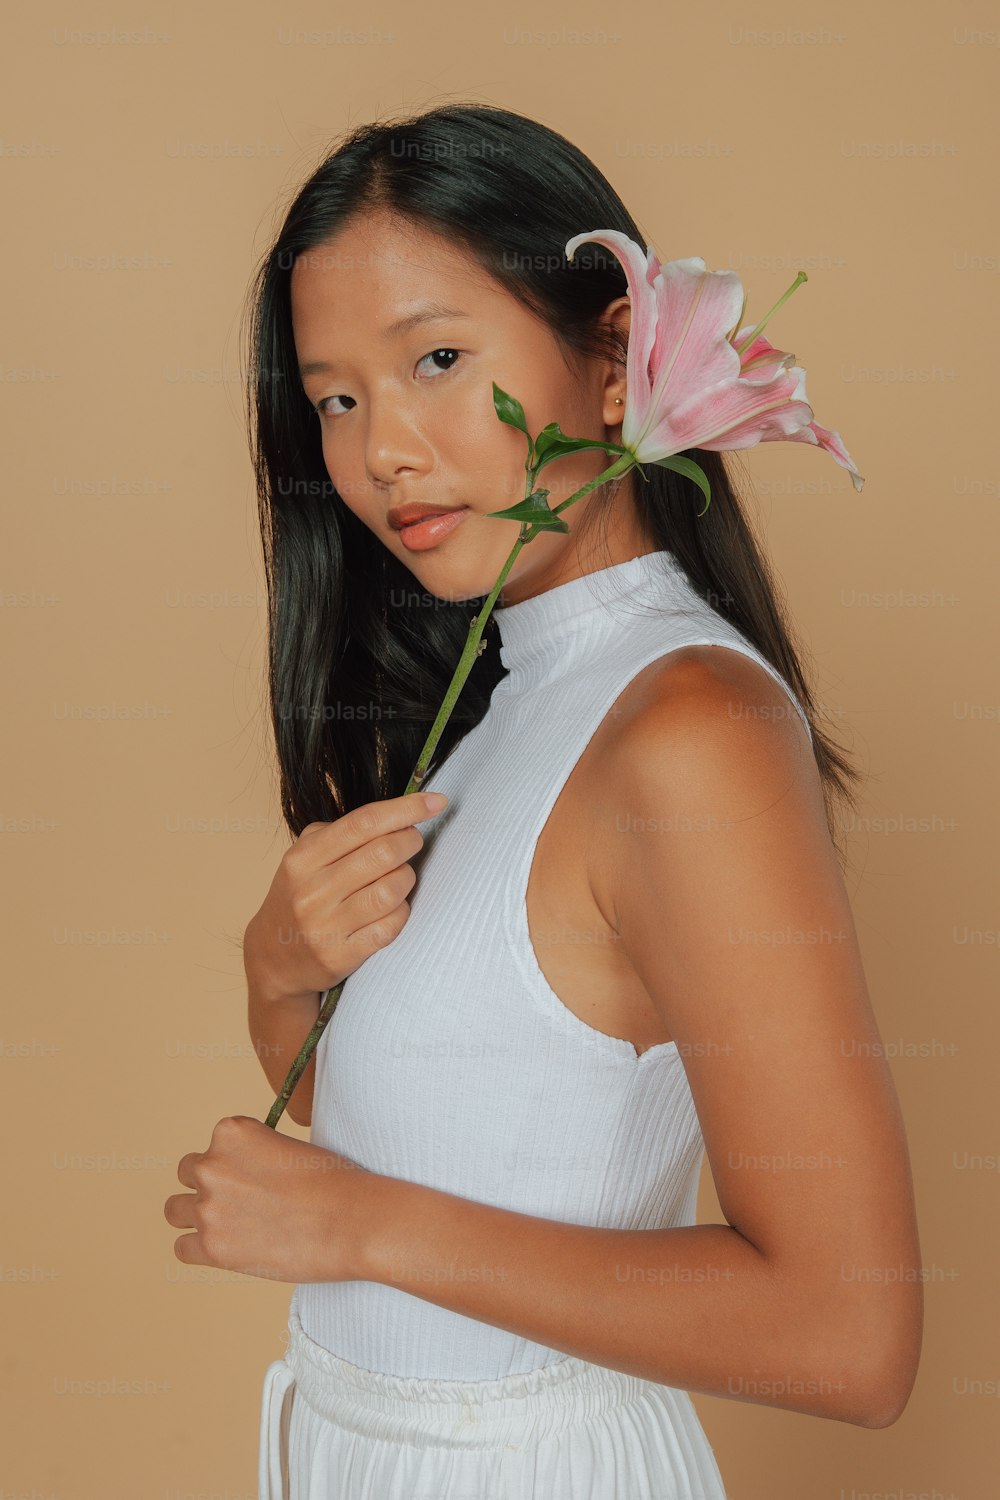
282, 1287, 672, 1451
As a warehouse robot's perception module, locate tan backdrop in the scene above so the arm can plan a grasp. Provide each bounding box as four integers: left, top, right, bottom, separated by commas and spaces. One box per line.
2, 0, 994, 1494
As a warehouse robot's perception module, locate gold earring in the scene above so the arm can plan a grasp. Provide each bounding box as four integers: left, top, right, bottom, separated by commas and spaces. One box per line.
614, 396, 623, 405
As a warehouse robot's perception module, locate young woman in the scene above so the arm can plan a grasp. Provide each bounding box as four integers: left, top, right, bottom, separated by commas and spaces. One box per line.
166, 102, 922, 1498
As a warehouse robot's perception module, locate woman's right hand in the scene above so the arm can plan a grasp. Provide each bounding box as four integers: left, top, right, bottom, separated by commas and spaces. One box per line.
243, 790, 448, 1004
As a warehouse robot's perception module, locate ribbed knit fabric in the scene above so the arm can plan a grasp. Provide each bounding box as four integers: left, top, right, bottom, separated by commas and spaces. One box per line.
295, 547, 812, 1381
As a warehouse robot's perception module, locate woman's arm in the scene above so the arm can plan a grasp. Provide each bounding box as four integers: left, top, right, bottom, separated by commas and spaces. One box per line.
356, 650, 923, 1428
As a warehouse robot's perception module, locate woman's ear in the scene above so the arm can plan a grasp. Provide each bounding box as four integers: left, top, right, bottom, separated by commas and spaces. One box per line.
599, 295, 631, 422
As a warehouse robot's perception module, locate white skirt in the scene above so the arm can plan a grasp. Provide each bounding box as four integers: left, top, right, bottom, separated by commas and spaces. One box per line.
259, 1286, 729, 1499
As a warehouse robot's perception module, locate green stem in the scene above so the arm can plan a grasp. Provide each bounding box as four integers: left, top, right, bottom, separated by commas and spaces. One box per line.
548, 450, 634, 521
263, 447, 637, 1129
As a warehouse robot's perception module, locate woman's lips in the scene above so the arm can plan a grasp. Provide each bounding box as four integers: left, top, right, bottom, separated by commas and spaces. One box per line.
397, 507, 470, 551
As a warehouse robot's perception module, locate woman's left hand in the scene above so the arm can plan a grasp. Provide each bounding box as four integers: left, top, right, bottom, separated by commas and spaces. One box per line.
163, 1115, 378, 1284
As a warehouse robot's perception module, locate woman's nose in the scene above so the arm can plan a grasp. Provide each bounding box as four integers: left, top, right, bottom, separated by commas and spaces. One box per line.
363, 401, 430, 487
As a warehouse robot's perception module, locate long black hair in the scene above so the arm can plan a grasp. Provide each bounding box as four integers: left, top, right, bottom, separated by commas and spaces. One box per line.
240, 101, 861, 861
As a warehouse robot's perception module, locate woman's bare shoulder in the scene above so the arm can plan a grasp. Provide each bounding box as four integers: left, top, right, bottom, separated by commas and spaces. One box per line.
600, 641, 817, 801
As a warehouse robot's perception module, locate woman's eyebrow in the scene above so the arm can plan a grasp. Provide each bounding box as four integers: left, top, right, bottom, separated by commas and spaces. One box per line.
299, 303, 471, 378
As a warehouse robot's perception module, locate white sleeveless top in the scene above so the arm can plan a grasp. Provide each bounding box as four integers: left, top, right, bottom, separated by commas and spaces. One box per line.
296, 548, 812, 1379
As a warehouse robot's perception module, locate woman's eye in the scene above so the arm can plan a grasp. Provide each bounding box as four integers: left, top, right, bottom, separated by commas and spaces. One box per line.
316, 393, 354, 418
415, 347, 462, 377
314, 348, 462, 420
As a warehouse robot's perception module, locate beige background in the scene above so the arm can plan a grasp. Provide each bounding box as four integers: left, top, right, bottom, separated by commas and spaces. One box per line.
2, 0, 995, 1494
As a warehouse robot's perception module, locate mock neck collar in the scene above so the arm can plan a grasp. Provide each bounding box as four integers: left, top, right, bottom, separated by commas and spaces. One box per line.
491, 549, 689, 690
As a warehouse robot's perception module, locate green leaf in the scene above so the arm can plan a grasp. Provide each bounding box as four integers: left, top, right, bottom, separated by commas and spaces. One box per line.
526, 418, 630, 474
531, 422, 565, 464
492, 383, 529, 437
534, 435, 630, 476
653, 454, 712, 516
485, 487, 570, 533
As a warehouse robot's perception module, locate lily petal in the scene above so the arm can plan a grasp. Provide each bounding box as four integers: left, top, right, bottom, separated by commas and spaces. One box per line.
784, 420, 866, 493
565, 229, 663, 449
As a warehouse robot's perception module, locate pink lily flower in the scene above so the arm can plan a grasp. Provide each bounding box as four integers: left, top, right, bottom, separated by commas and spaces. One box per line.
564, 230, 864, 493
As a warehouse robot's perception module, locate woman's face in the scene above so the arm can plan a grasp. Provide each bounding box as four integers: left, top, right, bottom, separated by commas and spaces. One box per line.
289, 208, 632, 604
